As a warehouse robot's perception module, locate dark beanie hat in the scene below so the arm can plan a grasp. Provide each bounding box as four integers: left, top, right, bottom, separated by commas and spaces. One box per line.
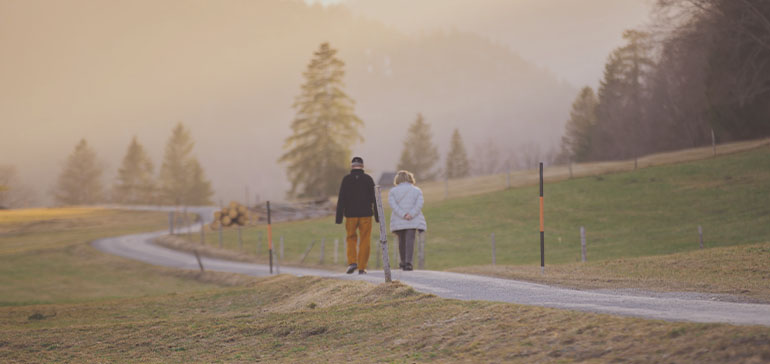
351, 156, 364, 165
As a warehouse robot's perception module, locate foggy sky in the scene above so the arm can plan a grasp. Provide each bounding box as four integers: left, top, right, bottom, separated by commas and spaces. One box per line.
0, 0, 653, 206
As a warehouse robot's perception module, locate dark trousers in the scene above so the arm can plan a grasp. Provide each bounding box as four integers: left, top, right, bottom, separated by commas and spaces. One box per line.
394, 229, 416, 265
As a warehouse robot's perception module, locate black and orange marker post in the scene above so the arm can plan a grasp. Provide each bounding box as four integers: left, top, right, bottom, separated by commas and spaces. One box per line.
267, 201, 273, 274
539, 162, 545, 274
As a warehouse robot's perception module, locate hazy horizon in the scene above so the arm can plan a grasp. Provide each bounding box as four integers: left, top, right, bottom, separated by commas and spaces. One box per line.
1, 0, 654, 206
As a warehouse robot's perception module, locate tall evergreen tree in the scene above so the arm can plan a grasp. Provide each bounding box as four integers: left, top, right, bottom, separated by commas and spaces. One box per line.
279, 42, 363, 198
445, 129, 470, 179
112, 136, 156, 204
592, 30, 654, 161
560, 87, 598, 162
396, 113, 439, 182
54, 139, 104, 205
159, 123, 213, 205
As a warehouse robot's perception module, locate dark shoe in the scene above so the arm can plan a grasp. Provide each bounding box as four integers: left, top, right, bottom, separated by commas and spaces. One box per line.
358, 269, 367, 274
404, 263, 413, 271
346, 263, 358, 274
399, 262, 405, 270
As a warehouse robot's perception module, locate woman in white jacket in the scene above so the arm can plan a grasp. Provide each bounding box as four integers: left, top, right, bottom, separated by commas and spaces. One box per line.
388, 170, 426, 271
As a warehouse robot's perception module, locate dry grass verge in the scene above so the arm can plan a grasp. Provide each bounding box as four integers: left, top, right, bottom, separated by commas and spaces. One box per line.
1, 275, 769, 363
454, 241, 770, 303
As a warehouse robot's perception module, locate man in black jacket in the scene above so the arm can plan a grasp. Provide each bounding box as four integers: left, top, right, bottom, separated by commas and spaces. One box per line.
336, 156, 379, 274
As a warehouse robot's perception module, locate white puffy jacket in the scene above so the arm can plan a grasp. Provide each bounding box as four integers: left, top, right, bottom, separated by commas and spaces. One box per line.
388, 182, 427, 232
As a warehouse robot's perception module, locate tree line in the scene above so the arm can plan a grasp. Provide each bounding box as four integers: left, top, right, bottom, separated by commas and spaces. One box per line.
560, 0, 770, 163
53, 123, 213, 206
280, 42, 471, 199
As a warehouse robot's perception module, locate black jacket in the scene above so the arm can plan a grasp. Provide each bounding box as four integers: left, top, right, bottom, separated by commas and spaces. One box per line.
335, 169, 379, 224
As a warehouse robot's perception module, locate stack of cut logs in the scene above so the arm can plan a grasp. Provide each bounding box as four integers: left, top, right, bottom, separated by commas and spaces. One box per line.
211, 201, 250, 229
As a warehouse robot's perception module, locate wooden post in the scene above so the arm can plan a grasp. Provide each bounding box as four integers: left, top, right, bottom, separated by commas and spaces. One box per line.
711, 128, 716, 157
333, 238, 339, 264
698, 225, 703, 249
267, 201, 273, 274
580, 226, 586, 263
374, 185, 392, 282
375, 240, 381, 269
218, 222, 223, 248
280, 236, 284, 260
491, 232, 496, 266
237, 226, 242, 250
418, 231, 425, 270
168, 211, 174, 235
299, 240, 315, 263
319, 238, 325, 265
193, 250, 205, 272
539, 162, 545, 274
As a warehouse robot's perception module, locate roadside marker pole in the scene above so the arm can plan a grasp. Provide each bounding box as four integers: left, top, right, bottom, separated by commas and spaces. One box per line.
267, 201, 273, 274
374, 185, 392, 283
540, 162, 545, 274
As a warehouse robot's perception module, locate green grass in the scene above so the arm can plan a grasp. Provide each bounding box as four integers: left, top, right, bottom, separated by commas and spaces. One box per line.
2, 275, 769, 363
0, 208, 223, 305
200, 145, 770, 270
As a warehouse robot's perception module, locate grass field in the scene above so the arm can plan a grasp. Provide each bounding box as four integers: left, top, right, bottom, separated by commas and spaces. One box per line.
195, 143, 770, 272
455, 241, 770, 303
2, 275, 769, 363
0, 208, 223, 306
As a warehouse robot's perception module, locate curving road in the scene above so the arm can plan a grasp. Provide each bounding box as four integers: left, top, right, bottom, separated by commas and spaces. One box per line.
93, 206, 770, 327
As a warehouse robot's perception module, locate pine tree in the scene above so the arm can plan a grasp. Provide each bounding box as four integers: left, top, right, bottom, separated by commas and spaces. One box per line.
445, 129, 470, 179
279, 42, 363, 198
113, 136, 156, 204
560, 87, 598, 162
54, 139, 104, 205
396, 113, 440, 182
592, 30, 654, 161
159, 123, 213, 205
185, 159, 213, 205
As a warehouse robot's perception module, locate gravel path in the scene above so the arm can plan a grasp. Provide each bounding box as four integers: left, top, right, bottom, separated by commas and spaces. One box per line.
92, 206, 770, 327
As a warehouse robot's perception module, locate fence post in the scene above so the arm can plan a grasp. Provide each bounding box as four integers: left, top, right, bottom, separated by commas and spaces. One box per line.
218, 223, 223, 248
491, 232, 496, 266
418, 231, 425, 270
193, 250, 205, 272
280, 236, 284, 260
333, 238, 339, 264
376, 239, 381, 269
238, 226, 242, 250
711, 129, 716, 157
169, 211, 174, 235
698, 225, 703, 249
319, 238, 325, 265
580, 226, 586, 263
299, 240, 316, 263
374, 185, 392, 282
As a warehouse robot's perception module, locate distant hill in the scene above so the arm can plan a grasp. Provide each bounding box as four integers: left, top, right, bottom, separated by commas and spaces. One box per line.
0, 0, 575, 203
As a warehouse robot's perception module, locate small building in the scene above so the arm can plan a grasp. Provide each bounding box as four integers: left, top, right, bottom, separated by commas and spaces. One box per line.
377, 171, 396, 189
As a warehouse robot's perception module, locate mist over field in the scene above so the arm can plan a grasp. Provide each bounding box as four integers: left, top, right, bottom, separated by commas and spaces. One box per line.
0, 0, 651, 205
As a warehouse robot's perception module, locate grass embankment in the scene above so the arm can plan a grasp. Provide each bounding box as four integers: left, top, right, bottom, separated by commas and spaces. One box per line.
0, 208, 224, 306
195, 144, 770, 269
2, 275, 769, 363
455, 241, 770, 302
